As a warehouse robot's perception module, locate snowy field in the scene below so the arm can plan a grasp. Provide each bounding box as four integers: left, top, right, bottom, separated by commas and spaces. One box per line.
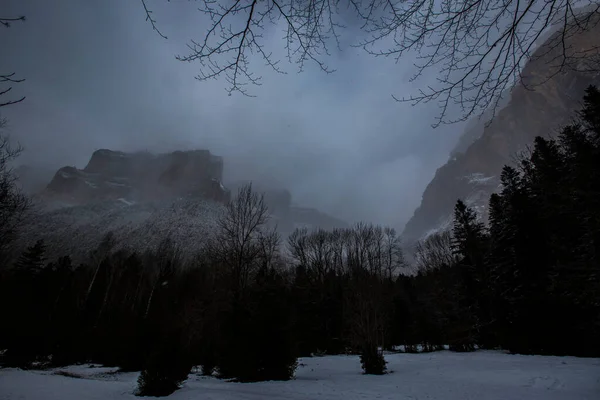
1, 351, 599, 400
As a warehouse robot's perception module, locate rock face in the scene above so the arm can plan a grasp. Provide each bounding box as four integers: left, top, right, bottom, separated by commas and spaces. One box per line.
12, 149, 231, 262
46, 149, 230, 204
403, 16, 600, 243
15, 149, 348, 262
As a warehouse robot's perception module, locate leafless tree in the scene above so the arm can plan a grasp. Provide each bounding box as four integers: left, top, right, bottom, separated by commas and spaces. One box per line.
0, 127, 30, 261
287, 227, 310, 267
287, 222, 397, 371
414, 231, 459, 272
344, 224, 389, 373
288, 227, 336, 282
347, 270, 386, 362
255, 224, 283, 270
144, 0, 600, 125
382, 227, 405, 280
0, 14, 28, 256
210, 183, 275, 295
288, 223, 405, 279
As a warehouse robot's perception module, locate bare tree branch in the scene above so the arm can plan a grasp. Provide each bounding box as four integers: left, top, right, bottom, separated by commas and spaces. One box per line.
210, 183, 276, 294
174, 0, 339, 96
0, 80, 25, 108
0, 16, 25, 28
360, 0, 600, 126
1, 14, 27, 108
147, 1, 600, 125
0, 131, 31, 260
140, 0, 168, 39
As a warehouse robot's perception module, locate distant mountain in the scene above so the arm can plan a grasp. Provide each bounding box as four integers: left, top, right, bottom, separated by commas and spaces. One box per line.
13, 148, 347, 262
44, 148, 230, 204
403, 14, 600, 243
289, 206, 349, 232
226, 180, 349, 237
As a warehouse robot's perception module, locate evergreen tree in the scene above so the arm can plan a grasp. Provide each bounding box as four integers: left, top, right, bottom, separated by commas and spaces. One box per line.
450, 200, 488, 349
15, 239, 46, 272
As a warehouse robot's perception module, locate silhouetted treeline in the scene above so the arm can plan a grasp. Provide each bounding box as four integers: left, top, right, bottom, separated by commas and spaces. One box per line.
1, 87, 599, 395
405, 86, 600, 356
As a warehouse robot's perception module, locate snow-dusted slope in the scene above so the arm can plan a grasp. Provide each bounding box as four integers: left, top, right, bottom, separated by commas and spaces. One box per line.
16, 197, 224, 262
1, 351, 598, 400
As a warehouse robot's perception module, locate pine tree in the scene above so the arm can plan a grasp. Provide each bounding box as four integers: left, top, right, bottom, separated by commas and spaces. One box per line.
450, 200, 490, 349
15, 239, 46, 272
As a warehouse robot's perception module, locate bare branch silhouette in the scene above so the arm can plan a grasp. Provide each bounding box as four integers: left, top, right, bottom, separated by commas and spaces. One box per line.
146, 1, 600, 125
174, 0, 340, 96
0, 131, 31, 259
0, 16, 25, 28
140, 0, 168, 39
1, 14, 27, 108
358, 0, 600, 126
0, 73, 26, 108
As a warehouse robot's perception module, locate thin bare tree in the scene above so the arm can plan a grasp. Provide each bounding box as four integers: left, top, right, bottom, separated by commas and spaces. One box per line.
0, 13, 28, 262
210, 183, 273, 295
143, 1, 600, 125
415, 231, 459, 272
0, 127, 30, 261
382, 227, 405, 280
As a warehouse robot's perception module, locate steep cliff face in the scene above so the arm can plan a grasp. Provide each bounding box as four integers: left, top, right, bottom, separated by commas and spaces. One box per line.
45, 149, 229, 204
403, 18, 600, 243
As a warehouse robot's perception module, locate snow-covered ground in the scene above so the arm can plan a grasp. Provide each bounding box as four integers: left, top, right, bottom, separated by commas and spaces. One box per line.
1, 351, 599, 400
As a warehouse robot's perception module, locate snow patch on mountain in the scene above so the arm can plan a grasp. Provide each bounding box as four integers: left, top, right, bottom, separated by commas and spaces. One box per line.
466, 173, 496, 185
17, 197, 225, 262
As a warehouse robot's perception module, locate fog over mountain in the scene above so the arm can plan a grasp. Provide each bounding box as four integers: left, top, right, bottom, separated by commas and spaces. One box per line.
0, 0, 467, 228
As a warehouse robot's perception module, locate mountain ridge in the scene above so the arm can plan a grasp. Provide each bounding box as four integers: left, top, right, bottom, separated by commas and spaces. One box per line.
13, 148, 348, 262
403, 14, 600, 243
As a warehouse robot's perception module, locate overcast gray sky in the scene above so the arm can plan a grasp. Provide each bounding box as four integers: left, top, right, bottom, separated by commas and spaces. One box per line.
0, 0, 467, 229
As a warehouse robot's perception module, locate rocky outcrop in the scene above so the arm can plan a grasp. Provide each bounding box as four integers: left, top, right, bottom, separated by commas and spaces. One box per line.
403, 15, 600, 243
46, 149, 230, 204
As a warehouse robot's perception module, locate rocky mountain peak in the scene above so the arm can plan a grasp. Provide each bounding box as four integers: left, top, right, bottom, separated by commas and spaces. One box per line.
403, 14, 600, 244
45, 148, 229, 205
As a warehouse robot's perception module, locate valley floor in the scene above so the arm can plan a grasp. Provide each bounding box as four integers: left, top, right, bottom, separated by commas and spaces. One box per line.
1, 351, 599, 400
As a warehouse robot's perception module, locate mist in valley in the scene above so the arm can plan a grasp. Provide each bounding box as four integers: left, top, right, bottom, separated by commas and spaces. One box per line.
0, 0, 467, 230
3, 2, 600, 399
